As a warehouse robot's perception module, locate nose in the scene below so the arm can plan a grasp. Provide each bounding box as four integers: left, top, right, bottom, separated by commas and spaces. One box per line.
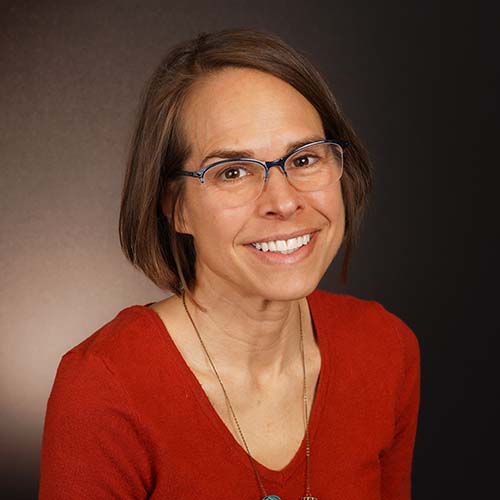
257, 164, 303, 216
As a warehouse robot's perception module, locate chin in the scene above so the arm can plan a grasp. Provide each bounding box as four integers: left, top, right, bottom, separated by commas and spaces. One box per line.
253, 276, 320, 302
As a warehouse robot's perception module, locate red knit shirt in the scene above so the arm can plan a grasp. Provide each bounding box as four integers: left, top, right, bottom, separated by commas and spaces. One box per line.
39, 288, 420, 499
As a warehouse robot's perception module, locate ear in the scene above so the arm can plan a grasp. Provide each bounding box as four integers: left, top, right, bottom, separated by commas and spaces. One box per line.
161, 192, 192, 235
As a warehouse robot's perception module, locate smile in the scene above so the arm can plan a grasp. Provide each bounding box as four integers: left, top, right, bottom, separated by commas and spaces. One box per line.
251, 233, 312, 255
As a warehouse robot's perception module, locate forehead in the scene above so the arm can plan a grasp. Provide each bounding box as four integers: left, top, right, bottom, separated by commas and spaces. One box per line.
179, 67, 324, 159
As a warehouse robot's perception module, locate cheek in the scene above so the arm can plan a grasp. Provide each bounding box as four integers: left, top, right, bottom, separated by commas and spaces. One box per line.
311, 184, 345, 222
183, 188, 250, 246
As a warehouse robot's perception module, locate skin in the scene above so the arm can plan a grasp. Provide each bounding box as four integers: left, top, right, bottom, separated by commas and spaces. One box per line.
153, 67, 345, 468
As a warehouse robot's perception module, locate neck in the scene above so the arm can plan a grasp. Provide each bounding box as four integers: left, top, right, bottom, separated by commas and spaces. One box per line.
181, 280, 312, 385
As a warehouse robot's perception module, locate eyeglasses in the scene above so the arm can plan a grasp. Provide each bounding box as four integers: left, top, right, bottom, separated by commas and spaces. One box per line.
174, 139, 349, 208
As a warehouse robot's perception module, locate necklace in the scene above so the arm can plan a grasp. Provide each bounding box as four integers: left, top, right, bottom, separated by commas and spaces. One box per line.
181, 290, 318, 500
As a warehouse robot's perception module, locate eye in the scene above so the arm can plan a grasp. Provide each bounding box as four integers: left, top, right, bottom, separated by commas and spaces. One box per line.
291, 153, 319, 168
217, 164, 251, 181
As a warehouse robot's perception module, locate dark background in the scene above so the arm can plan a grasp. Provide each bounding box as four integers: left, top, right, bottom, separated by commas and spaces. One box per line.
0, 0, 495, 498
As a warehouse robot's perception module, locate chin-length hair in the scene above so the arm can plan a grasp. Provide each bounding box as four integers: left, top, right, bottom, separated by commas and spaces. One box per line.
119, 28, 373, 310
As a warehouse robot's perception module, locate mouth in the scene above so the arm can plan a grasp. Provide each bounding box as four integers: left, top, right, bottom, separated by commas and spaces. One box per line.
244, 230, 320, 264
249, 231, 316, 254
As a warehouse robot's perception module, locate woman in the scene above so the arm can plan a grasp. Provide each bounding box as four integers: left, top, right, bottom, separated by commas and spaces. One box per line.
39, 28, 420, 500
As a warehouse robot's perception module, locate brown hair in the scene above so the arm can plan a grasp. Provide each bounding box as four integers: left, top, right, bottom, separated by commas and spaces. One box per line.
119, 28, 373, 308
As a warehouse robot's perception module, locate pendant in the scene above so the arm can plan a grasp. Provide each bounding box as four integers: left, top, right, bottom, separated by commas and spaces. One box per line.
261, 494, 318, 499
261, 496, 318, 500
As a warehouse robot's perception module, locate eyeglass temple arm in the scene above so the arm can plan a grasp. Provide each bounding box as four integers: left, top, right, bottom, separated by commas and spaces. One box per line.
175, 170, 203, 178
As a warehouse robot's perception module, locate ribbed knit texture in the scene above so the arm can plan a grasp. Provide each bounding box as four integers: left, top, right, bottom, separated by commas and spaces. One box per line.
39, 288, 420, 499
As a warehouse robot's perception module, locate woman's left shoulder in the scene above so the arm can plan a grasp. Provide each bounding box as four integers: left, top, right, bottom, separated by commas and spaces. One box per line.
310, 288, 419, 360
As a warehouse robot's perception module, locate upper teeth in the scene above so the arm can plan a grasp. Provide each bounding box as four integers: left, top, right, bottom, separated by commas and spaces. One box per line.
251, 233, 312, 253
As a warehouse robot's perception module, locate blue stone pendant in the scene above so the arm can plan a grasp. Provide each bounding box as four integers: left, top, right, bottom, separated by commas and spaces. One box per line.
261, 494, 318, 500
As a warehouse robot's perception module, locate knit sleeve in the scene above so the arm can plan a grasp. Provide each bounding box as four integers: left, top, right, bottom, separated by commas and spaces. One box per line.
379, 315, 421, 500
39, 350, 153, 499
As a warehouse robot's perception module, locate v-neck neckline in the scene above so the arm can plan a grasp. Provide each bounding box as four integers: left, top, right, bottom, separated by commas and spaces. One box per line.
138, 288, 332, 486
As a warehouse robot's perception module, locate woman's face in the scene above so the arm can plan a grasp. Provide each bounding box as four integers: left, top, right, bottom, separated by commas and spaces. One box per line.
174, 67, 345, 301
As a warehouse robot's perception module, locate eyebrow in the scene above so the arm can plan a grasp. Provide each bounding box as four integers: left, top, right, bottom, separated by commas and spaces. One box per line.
200, 135, 326, 166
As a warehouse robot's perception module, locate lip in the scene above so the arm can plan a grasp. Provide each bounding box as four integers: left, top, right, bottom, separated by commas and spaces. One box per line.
246, 228, 319, 245
244, 230, 319, 265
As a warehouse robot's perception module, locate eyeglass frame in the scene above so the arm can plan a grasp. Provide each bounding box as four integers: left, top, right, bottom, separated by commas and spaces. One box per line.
173, 138, 350, 185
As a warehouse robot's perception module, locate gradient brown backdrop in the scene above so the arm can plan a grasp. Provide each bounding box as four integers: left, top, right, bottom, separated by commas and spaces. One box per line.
1, 1, 494, 498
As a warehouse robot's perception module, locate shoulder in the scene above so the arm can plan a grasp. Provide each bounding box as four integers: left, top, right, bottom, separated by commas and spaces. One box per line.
46, 303, 174, 421
56, 304, 166, 381
309, 288, 419, 369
